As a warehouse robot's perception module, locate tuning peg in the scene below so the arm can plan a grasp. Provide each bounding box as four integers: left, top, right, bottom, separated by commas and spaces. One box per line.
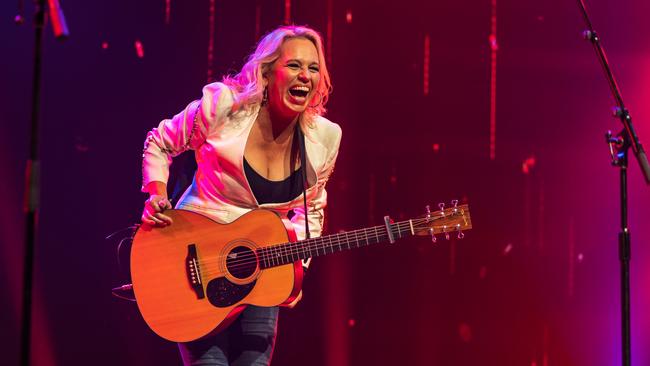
425, 205, 432, 221
438, 202, 445, 216
457, 224, 465, 239
443, 225, 450, 240
451, 199, 458, 207
429, 228, 437, 243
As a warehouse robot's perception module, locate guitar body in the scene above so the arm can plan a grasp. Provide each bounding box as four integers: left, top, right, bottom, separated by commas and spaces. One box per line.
130, 209, 303, 343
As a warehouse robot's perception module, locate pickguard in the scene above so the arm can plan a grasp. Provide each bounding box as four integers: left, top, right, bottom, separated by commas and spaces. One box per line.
206, 277, 256, 307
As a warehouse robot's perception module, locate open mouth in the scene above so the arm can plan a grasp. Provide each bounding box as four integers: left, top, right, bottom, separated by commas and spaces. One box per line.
288, 86, 310, 98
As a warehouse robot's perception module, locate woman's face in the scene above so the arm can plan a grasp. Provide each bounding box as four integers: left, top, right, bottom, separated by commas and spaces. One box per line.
265, 38, 321, 119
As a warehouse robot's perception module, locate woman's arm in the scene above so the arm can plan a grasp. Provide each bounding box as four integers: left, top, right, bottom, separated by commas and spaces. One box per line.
140, 83, 230, 226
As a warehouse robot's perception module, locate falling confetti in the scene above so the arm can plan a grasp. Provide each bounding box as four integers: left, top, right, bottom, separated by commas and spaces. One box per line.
345, 9, 352, 24
503, 243, 513, 255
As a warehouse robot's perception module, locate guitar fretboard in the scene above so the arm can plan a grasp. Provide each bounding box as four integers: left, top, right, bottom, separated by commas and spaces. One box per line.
257, 220, 414, 269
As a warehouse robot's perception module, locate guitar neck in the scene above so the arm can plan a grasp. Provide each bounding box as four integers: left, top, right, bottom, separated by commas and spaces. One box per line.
257, 220, 414, 269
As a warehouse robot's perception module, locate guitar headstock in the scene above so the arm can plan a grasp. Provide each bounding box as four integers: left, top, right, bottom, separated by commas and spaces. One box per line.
412, 201, 472, 241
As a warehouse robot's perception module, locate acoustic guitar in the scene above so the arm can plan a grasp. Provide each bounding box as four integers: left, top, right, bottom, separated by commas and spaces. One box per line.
130, 202, 472, 342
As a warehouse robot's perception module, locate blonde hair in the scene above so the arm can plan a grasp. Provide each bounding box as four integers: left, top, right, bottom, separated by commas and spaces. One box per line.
223, 25, 332, 124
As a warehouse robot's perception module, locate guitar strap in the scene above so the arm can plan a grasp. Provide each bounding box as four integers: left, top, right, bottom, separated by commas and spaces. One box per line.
296, 123, 311, 241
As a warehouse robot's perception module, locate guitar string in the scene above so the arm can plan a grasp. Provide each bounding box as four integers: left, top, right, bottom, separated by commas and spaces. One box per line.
195, 221, 412, 277
198, 225, 393, 277
194, 216, 467, 277
199, 230, 394, 278
195, 215, 465, 273
196, 212, 467, 269
196, 217, 429, 269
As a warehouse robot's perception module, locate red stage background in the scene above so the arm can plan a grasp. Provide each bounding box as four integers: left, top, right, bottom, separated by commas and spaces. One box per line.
1, 0, 649, 365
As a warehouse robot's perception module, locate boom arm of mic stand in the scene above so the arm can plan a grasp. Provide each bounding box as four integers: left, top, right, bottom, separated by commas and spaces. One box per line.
579, 0, 650, 185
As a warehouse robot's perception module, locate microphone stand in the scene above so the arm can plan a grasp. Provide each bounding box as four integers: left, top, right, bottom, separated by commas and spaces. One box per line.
576, 1, 650, 366
19, 1, 68, 365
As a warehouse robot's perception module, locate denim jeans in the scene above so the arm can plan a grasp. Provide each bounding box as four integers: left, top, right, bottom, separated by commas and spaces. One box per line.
178, 306, 279, 366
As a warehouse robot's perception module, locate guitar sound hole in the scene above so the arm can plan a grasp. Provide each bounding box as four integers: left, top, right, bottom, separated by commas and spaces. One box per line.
226, 246, 258, 279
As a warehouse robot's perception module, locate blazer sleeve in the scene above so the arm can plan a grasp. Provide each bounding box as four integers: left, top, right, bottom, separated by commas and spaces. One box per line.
141, 82, 231, 191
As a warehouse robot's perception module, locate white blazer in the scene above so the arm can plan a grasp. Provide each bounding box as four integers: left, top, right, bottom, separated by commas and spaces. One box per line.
142, 82, 342, 241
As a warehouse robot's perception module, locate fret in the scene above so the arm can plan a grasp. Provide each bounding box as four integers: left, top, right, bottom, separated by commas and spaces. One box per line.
318, 237, 322, 254
272, 245, 278, 266
374, 226, 379, 244
329, 235, 334, 254
281, 243, 287, 264
396, 223, 402, 238
306, 240, 311, 259
309, 239, 322, 255
297, 242, 304, 261
287, 243, 293, 263
300, 241, 309, 259
364, 229, 370, 246
265, 248, 270, 268
355, 230, 360, 248
281, 244, 286, 264
318, 237, 323, 257
275, 245, 281, 265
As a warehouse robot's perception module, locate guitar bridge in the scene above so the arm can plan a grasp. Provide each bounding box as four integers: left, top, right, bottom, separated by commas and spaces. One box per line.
186, 244, 205, 299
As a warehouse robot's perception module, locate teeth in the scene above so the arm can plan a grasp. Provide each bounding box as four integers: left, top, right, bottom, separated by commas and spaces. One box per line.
290, 86, 310, 92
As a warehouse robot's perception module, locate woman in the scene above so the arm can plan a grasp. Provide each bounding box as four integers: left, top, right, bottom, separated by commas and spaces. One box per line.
140, 25, 342, 365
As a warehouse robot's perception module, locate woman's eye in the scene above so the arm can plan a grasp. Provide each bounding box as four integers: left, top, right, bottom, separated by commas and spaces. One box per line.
287, 63, 300, 69
309, 66, 320, 73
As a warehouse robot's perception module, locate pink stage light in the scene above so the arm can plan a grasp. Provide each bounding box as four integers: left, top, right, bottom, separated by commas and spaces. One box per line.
284, 0, 291, 25
134, 40, 144, 58
165, 0, 171, 24
489, 0, 497, 160
522, 156, 536, 174
206, 0, 215, 82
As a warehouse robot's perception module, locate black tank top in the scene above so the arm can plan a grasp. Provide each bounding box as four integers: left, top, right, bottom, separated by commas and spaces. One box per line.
243, 158, 304, 204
